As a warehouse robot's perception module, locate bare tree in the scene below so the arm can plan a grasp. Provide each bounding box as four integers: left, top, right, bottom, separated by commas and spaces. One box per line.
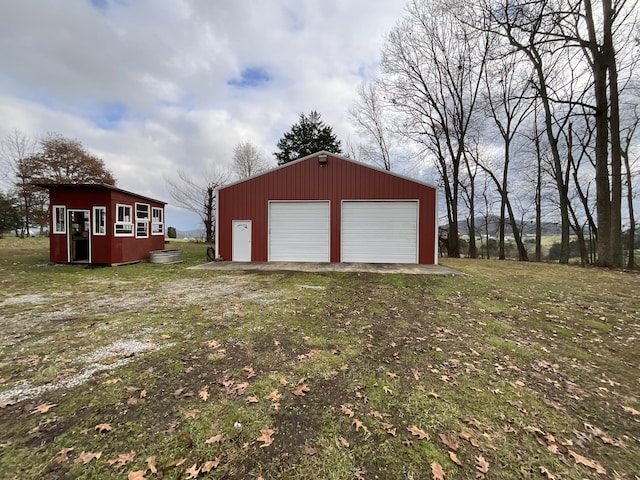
165, 165, 231, 243
480, 47, 535, 261
621, 104, 639, 268
380, 0, 490, 257
349, 81, 395, 171
0, 130, 37, 235
232, 141, 269, 179
480, 0, 639, 266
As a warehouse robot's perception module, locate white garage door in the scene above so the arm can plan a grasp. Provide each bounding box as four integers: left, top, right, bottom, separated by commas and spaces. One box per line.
269, 201, 330, 262
342, 201, 418, 263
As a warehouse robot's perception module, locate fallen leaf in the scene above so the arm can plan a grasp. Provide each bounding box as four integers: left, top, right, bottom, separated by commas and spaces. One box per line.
199, 387, 209, 401
293, 383, 310, 396
164, 457, 187, 468
206, 339, 221, 348
431, 461, 445, 480
74, 451, 102, 465
449, 451, 462, 466
383, 386, 393, 395
381, 422, 397, 436
341, 404, 355, 417
267, 389, 282, 402
459, 431, 480, 447
102, 377, 120, 385
95, 423, 112, 433
235, 382, 250, 395
475, 455, 490, 476
336, 436, 349, 448
183, 409, 200, 419
108, 451, 136, 468
622, 405, 640, 416
279, 377, 288, 386
54, 447, 74, 464
128, 471, 146, 480
257, 427, 275, 447
427, 390, 440, 399
31, 402, 57, 414
439, 433, 459, 451
139, 389, 147, 398
243, 366, 256, 378
407, 425, 429, 440
201, 457, 221, 473
304, 446, 318, 456
539, 466, 556, 479
146, 456, 157, 474
205, 434, 223, 444
352, 418, 370, 435
247, 396, 259, 404
368, 410, 386, 420
185, 463, 200, 479
354, 468, 366, 480
411, 368, 421, 380
568, 450, 606, 475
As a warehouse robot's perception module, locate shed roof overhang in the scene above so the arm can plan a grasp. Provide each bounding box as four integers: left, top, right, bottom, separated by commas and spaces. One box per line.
32, 182, 167, 205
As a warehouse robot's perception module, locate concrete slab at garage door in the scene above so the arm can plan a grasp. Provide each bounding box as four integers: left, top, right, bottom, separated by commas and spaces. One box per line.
342, 201, 418, 263
269, 201, 330, 262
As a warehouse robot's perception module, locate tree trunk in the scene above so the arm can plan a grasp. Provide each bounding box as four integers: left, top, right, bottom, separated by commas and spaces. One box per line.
624, 150, 635, 269
204, 186, 214, 244
505, 200, 529, 261
604, 0, 623, 267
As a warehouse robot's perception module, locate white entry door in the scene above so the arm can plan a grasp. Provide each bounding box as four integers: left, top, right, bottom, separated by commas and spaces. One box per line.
232, 220, 252, 261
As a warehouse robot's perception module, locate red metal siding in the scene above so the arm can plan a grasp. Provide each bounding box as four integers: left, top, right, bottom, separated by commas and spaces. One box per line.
218, 154, 437, 264
46, 186, 165, 265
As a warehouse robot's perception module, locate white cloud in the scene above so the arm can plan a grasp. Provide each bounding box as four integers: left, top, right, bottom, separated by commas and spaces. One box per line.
0, 0, 408, 230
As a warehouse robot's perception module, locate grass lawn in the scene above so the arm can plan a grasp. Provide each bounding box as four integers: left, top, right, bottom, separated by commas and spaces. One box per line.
0, 237, 638, 479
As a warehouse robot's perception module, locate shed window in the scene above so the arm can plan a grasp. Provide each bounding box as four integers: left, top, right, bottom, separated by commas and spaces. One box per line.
151, 207, 164, 235
136, 203, 150, 238
115, 204, 134, 237
93, 207, 107, 235
53, 206, 66, 234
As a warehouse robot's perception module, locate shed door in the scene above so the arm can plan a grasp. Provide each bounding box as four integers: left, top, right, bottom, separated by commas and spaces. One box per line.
342, 201, 418, 263
269, 201, 329, 262
232, 220, 252, 261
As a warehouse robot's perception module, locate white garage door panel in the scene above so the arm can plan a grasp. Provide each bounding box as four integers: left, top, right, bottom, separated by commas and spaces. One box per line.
269, 202, 329, 262
342, 202, 418, 263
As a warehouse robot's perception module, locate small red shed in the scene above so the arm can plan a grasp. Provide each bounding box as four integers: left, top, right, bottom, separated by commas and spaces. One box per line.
216, 152, 438, 264
38, 183, 166, 265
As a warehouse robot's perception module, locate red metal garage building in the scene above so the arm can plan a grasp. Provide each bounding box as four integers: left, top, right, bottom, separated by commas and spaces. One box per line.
38, 183, 166, 265
216, 152, 438, 264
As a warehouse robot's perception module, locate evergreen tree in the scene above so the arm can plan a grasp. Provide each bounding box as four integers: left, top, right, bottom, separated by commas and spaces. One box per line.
274, 111, 342, 165
0, 192, 21, 236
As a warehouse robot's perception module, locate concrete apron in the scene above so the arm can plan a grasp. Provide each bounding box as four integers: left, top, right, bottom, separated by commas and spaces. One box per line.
188, 261, 461, 276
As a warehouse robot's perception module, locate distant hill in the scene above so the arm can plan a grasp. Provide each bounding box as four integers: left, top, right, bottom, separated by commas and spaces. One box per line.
175, 229, 205, 239
444, 216, 562, 237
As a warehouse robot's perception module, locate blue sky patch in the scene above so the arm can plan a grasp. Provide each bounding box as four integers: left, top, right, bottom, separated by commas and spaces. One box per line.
94, 102, 126, 129
89, 0, 108, 11
228, 67, 271, 88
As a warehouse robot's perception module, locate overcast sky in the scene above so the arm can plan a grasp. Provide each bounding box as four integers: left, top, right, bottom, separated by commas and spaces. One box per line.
0, 0, 411, 232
